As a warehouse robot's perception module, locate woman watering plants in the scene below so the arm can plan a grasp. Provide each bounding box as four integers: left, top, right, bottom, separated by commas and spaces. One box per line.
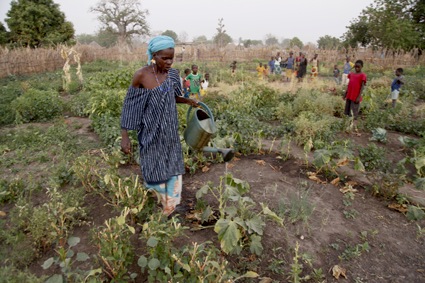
120, 35, 198, 216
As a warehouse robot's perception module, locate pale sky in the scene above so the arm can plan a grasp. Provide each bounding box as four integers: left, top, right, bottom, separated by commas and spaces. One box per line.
0, 0, 374, 44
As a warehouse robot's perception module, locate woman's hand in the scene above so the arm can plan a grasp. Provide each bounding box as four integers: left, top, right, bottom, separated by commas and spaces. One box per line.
121, 130, 131, 154
188, 99, 199, 107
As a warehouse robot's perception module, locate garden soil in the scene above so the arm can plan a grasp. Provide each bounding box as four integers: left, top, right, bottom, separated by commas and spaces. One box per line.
24, 119, 425, 282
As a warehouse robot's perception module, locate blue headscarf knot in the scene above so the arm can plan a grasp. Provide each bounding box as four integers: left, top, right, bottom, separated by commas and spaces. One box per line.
147, 35, 175, 65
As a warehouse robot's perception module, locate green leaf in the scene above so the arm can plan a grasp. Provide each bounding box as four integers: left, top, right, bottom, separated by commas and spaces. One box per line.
414, 157, 425, 175
261, 203, 284, 226
127, 225, 135, 234
407, 206, 425, 221
196, 184, 210, 199
42, 257, 54, 270
85, 268, 102, 278
137, 256, 147, 268
214, 218, 241, 254
116, 215, 126, 226
242, 271, 259, 278
224, 206, 237, 217
147, 237, 158, 247
148, 258, 160, 270
245, 215, 265, 235
313, 149, 332, 168
76, 252, 90, 262
45, 274, 63, 283
370, 128, 387, 143
414, 178, 425, 191
201, 205, 214, 223
67, 236, 80, 247
354, 157, 365, 172
63, 207, 76, 214
249, 234, 263, 255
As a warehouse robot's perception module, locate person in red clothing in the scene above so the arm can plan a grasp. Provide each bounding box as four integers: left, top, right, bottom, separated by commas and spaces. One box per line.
343, 60, 366, 130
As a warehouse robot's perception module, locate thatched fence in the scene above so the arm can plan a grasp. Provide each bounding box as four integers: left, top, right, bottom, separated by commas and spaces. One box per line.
0, 44, 423, 78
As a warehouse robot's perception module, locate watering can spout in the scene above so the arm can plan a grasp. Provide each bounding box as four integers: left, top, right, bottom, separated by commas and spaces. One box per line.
202, 146, 235, 162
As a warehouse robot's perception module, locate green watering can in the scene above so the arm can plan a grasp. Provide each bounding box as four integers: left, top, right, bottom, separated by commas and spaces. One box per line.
184, 102, 234, 162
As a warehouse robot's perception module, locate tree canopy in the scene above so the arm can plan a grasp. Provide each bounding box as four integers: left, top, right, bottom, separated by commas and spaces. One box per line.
90, 0, 149, 45
317, 35, 341, 49
289, 37, 304, 49
265, 34, 279, 46
343, 0, 424, 51
5, 0, 75, 47
162, 30, 178, 42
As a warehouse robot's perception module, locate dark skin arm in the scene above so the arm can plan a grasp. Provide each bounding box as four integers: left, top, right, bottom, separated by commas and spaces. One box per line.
355, 81, 365, 104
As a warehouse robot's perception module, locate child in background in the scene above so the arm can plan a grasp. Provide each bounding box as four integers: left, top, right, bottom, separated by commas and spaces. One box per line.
183, 68, 191, 98
256, 63, 265, 80
186, 64, 202, 100
344, 60, 367, 131
341, 56, 354, 86
268, 57, 275, 74
230, 61, 237, 76
333, 65, 341, 85
200, 73, 209, 97
390, 68, 405, 108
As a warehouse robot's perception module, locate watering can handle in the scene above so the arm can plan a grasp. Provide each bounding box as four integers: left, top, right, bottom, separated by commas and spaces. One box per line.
186, 102, 215, 122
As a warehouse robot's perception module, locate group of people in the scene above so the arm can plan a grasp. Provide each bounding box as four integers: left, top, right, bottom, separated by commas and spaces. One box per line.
257, 52, 319, 82
120, 35, 405, 216
181, 65, 209, 101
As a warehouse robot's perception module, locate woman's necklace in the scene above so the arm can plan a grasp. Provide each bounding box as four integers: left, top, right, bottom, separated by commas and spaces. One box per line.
152, 65, 168, 92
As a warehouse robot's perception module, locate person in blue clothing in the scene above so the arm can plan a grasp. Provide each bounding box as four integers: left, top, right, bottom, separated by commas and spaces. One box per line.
390, 68, 405, 108
268, 56, 276, 74
341, 56, 354, 86
120, 35, 198, 216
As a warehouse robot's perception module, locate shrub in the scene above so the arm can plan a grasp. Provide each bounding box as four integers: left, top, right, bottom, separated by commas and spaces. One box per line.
11, 89, 63, 123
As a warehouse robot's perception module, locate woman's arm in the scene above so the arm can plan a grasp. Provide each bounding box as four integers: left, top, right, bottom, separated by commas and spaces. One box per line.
176, 96, 199, 107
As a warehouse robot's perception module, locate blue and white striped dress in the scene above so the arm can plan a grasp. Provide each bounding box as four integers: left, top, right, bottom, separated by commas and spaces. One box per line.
120, 68, 185, 183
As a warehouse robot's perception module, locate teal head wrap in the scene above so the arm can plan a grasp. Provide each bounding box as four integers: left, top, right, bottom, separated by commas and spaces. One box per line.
147, 35, 175, 65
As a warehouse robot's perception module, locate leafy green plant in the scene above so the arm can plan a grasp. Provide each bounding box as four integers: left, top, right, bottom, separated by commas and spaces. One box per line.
138, 213, 187, 282
12, 89, 63, 123
406, 206, 425, 221
42, 236, 101, 282
370, 127, 387, 143
196, 174, 283, 255
358, 143, 389, 172
94, 208, 136, 281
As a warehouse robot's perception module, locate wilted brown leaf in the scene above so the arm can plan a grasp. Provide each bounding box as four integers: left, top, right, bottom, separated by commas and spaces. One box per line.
339, 185, 358, 194
332, 265, 347, 279
259, 277, 273, 283
331, 177, 340, 186
388, 203, 408, 213
345, 180, 358, 187
202, 166, 210, 173
227, 163, 235, 169
255, 160, 266, 166
0, 211, 6, 217
337, 158, 349, 167
307, 172, 327, 184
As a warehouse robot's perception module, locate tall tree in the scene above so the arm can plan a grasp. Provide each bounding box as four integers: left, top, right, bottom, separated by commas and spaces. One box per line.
289, 37, 304, 49
193, 35, 208, 44
213, 18, 232, 47
343, 0, 423, 51
317, 35, 341, 49
90, 0, 149, 45
162, 30, 178, 42
265, 34, 279, 46
5, 0, 75, 47
0, 22, 8, 45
